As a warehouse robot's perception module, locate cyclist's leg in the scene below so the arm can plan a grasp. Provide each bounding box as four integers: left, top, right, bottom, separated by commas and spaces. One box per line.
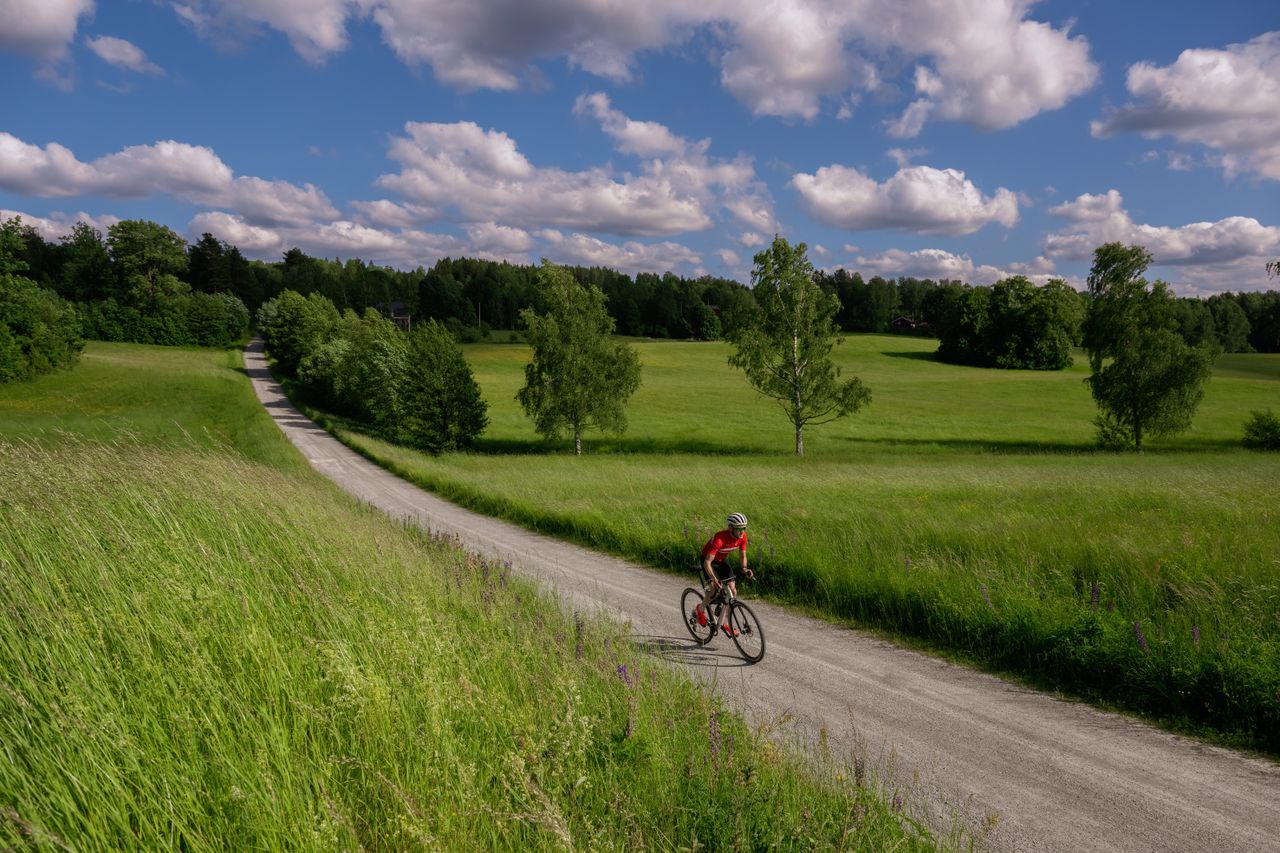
712, 561, 733, 625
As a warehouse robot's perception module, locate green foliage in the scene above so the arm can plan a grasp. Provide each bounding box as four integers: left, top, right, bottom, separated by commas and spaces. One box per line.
0, 273, 83, 383
1243, 409, 1280, 450
935, 276, 1082, 370
0, 216, 30, 276
57, 221, 112, 302
1084, 243, 1218, 451
728, 236, 870, 455
258, 290, 341, 375
107, 219, 190, 304
401, 319, 489, 454
517, 262, 642, 455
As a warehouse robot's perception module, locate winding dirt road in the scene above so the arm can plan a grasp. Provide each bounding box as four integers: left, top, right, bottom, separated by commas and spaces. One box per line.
244, 340, 1279, 852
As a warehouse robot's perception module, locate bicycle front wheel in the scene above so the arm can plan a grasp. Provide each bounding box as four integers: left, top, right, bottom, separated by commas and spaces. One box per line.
680, 587, 715, 645
728, 601, 765, 662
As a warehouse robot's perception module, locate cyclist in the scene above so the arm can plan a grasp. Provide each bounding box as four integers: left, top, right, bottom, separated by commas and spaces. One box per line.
696, 512, 754, 637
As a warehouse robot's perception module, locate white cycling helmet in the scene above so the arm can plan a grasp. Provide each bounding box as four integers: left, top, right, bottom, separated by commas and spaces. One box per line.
727, 512, 748, 529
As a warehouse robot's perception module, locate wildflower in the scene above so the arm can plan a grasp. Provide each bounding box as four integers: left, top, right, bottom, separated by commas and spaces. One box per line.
892, 792, 904, 813
1133, 621, 1150, 653
905, 556, 911, 573
980, 584, 996, 614
1191, 626, 1201, 650
573, 611, 585, 659
616, 664, 632, 688
708, 711, 722, 762
853, 756, 865, 787
1090, 582, 1100, 611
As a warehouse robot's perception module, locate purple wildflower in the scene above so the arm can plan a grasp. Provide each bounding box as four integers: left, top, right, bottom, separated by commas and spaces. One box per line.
1134, 620, 1150, 653
573, 611, 585, 659
1107, 601, 1116, 613
708, 711, 722, 762
892, 792, 904, 813
980, 584, 996, 613
905, 556, 911, 573
1090, 582, 1100, 611
683, 523, 689, 539
1191, 626, 1201, 650
853, 756, 865, 787
616, 663, 632, 687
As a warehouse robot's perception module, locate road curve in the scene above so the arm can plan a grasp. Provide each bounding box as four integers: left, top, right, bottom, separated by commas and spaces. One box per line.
244, 340, 1280, 853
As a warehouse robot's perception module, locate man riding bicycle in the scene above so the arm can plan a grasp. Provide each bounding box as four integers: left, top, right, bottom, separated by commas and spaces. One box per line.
696, 512, 754, 637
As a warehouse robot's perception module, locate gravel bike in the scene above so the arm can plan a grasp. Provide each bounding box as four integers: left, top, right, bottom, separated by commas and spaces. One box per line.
680, 572, 766, 663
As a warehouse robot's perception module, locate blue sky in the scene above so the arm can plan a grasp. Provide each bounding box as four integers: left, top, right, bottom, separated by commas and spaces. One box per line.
1, 0, 1277, 294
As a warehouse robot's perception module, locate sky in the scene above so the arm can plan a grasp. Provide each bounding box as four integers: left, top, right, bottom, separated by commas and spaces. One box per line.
1, 0, 1278, 295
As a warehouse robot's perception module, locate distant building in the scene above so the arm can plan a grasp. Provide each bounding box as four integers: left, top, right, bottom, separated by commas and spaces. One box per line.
890, 316, 918, 330
375, 301, 412, 332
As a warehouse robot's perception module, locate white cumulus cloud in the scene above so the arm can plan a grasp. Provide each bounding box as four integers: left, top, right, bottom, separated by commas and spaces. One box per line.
0, 207, 119, 241
1045, 189, 1280, 267
173, 0, 1096, 133
791, 164, 1019, 235
375, 119, 718, 237
849, 247, 1011, 285
1091, 31, 1280, 180
0, 0, 94, 60
539, 230, 701, 276
86, 35, 164, 74
0, 132, 337, 226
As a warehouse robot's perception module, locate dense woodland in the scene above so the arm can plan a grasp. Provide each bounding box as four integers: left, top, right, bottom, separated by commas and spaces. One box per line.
2, 214, 1279, 387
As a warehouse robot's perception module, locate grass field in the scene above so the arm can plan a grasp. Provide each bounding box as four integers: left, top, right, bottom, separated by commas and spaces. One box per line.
0, 343, 942, 850
335, 334, 1280, 751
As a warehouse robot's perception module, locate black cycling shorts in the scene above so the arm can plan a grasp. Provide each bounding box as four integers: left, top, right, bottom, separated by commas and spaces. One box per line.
707, 560, 736, 582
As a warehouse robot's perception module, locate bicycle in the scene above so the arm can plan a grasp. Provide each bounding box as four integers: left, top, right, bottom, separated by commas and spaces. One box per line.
680, 572, 766, 663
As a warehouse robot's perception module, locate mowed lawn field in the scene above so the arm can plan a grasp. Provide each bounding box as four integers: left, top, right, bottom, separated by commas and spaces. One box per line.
339, 334, 1280, 751
0, 343, 938, 851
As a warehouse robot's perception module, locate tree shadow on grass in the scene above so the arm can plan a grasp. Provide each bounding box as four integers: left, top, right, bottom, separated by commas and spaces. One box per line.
879, 349, 940, 362
472, 436, 781, 457
833, 434, 1245, 456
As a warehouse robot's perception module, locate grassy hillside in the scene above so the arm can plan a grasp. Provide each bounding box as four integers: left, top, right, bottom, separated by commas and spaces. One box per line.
0, 343, 942, 850
335, 334, 1280, 751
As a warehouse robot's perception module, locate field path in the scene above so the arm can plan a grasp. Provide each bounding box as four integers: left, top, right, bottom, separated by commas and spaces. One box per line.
244, 340, 1280, 853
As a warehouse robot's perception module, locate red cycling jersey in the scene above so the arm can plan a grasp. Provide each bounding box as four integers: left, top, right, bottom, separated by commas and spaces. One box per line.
701, 528, 747, 562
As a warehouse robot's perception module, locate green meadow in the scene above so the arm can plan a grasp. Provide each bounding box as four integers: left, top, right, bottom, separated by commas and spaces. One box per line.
0, 343, 941, 850
336, 334, 1280, 751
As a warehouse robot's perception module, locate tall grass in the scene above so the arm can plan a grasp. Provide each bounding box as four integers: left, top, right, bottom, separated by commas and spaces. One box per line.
330, 335, 1280, 751
0, 341, 301, 470
0, 344, 951, 849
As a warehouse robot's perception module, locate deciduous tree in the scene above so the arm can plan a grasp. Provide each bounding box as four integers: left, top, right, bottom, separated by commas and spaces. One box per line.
1083, 243, 1216, 451
728, 236, 870, 455
517, 261, 641, 455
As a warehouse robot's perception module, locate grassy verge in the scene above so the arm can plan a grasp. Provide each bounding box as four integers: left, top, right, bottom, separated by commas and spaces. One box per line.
328, 335, 1280, 753
0, 343, 947, 850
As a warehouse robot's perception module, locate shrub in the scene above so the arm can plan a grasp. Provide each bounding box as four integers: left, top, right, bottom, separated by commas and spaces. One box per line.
0, 274, 83, 383
1243, 409, 1280, 450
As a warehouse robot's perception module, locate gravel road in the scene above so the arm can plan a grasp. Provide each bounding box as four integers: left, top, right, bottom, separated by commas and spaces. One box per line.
245, 340, 1280, 852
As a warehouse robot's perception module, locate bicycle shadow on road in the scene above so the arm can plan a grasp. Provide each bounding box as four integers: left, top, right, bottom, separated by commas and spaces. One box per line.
630, 634, 756, 668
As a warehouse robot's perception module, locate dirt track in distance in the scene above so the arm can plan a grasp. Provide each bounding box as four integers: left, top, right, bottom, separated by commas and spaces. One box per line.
245, 340, 1280, 852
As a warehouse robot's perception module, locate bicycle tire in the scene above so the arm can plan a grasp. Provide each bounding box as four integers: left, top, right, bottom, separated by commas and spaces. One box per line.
680, 587, 715, 645
728, 600, 765, 662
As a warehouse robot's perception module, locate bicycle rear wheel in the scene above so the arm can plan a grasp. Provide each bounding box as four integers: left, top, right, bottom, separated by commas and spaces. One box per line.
680, 587, 715, 645
728, 601, 765, 662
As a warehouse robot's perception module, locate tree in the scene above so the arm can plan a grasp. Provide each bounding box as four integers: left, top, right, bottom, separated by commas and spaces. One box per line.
728, 236, 870, 455
517, 261, 641, 455
107, 220, 189, 304
1083, 243, 1216, 452
58, 222, 112, 303
401, 319, 489, 453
